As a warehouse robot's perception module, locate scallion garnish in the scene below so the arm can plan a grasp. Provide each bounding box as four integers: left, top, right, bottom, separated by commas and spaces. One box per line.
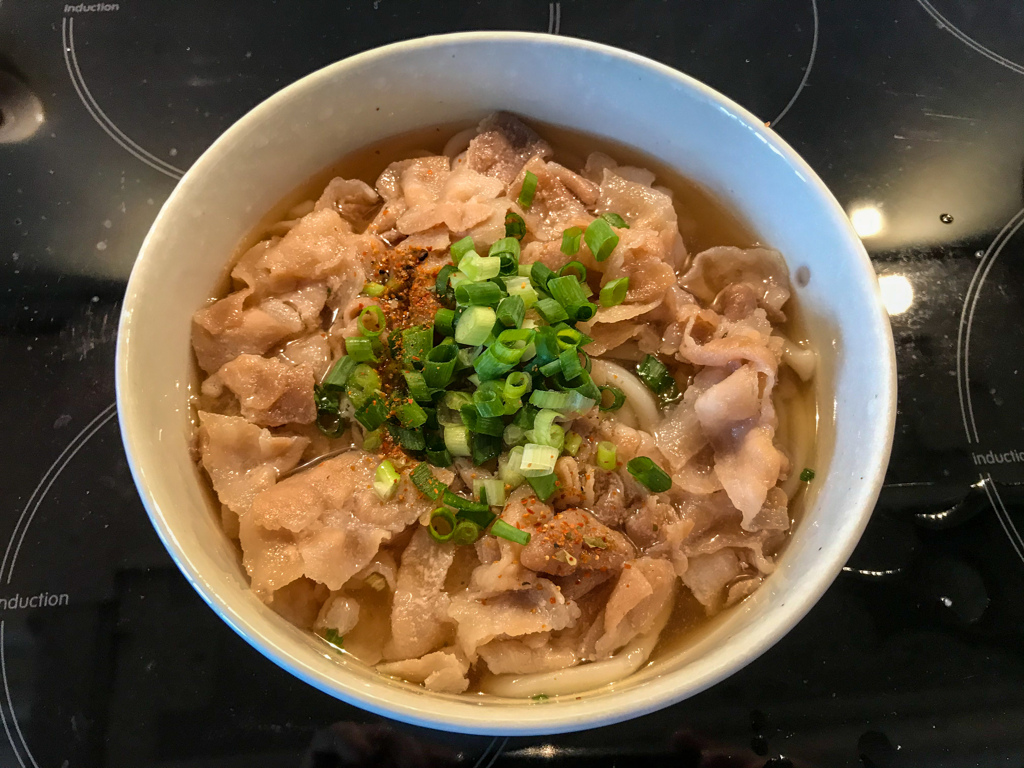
504, 276, 539, 308
322, 628, 345, 649
357, 305, 386, 337
598, 385, 626, 411
504, 371, 532, 400
455, 280, 503, 307
636, 354, 674, 395
451, 235, 476, 263
529, 262, 555, 292
518, 170, 538, 209
526, 472, 558, 501
505, 210, 527, 240
560, 227, 582, 256
626, 456, 673, 493
321, 355, 355, 392
354, 395, 388, 431
459, 253, 502, 282
491, 518, 530, 545
496, 295, 526, 328
600, 277, 630, 307
455, 306, 496, 346
345, 336, 378, 363
411, 462, 446, 499
424, 343, 458, 388
800, 468, 816, 482
596, 441, 617, 470
535, 297, 569, 324
394, 398, 427, 428
584, 218, 619, 262
564, 432, 582, 457
452, 519, 482, 546
402, 370, 434, 402
434, 308, 456, 337
428, 508, 457, 543
401, 326, 433, 369
444, 425, 473, 457
363, 281, 386, 297
373, 460, 400, 500
520, 443, 559, 476
599, 212, 629, 229
558, 261, 587, 281
435, 264, 457, 295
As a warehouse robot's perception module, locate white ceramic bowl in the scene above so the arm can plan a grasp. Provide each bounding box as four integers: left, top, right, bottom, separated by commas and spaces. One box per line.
116, 32, 896, 735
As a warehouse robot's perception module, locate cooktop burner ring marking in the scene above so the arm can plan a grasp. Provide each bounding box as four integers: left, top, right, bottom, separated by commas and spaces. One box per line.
2, 402, 117, 585
980, 475, 1024, 565
769, 0, 818, 127
915, 0, 1024, 77
547, 2, 561, 35
61, 17, 184, 180
957, 206, 1024, 444
0, 622, 38, 768
480, 737, 508, 768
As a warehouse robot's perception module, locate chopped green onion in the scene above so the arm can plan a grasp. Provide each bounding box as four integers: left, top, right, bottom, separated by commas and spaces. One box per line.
443, 491, 492, 516
535, 298, 569, 324
451, 235, 476, 263
529, 389, 569, 410
425, 446, 452, 467
527, 472, 558, 501
518, 170, 538, 209
354, 394, 388, 431
434, 308, 456, 337
362, 428, 383, 453
574, 302, 597, 321
411, 463, 446, 499
599, 212, 629, 228
564, 432, 582, 457
491, 518, 530, 545
637, 354, 674, 395
627, 456, 673, 493
500, 446, 526, 487
532, 409, 564, 449
315, 406, 346, 439
424, 343, 458, 388
436, 264, 457, 295
492, 328, 535, 364
559, 347, 584, 380
489, 237, 521, 259
800, 468, 816, 482
596, 441, 617, 470
394, 397, 427, 428
599, 385, 626, 411
448, 271, 470, 293
459, 253, 502, 282
387, 423, 426, 451
584, 536, 609, 549
530, 262, 555, 293
520, 443, 559, 477
455, 306, 497, 346
539, 359, 562, 377
504, 276, 539, 308
455, 280, 503, 307
402, 370, 433, 402
496, 295, 526, 328
345, 336, 378, 363
373, 460, 400, 500
444, 425, 472, 457
555, 326, 590, 350
473, 388, 506, 418
503, 423, 528, 446
475, 478, 507, 506
504, 371, 532, 399
600, 277, 630, 307
363, 281, 385, 297
402, 325, 433, 369
412, 463, 447, 499
428, 508, 457, 543
357, 305, 386, 338
560, 227, 582, 256
558, 261, 587, 281
472, 348, 515, 381
452, 520, 481, 546
345, 364, 381, 408
321, 628, 345, 649
547, 275, 588, 315
472, 433, 502, 465
584, 218, 619, 262
460, 404, 504, 436
321, 356, 355, 391
505, 210, 527, 241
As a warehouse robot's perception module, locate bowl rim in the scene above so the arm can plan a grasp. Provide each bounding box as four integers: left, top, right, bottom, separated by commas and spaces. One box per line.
116, 30, 897, 735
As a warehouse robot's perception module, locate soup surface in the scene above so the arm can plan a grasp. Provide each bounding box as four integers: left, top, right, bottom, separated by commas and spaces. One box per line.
190, 113, 816, 697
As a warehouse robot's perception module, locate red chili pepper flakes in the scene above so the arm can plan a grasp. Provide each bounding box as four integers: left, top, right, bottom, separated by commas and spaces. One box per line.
548, 597, 556, 604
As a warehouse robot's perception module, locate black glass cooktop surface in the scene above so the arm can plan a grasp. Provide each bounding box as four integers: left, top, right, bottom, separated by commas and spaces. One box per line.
2, 1, 1024, 766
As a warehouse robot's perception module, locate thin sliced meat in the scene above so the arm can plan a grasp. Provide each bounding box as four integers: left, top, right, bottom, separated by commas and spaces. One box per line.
211, 354, 316, 427
197, 411, 308, 515
448, 578, 581, 659
512, 157, 593, 242
594, 557, 677, 658
681, 549, 744, 613
315, 593, 361, 636
596, 169, 686, 270
520, 507, 634, 578
681, 246, 791, 319
377, 648, 470, 694
313, 177, 379, 226
384, 526, 457, 661
478, 633, 579, 675
466, 112, 552, 188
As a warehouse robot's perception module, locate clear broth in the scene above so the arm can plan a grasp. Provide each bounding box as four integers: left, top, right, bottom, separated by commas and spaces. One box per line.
221, 118, 818, 689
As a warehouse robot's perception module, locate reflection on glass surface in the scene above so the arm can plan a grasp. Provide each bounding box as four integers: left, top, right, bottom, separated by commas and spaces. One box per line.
878, 273, 914, 315
849, 204, 884, 238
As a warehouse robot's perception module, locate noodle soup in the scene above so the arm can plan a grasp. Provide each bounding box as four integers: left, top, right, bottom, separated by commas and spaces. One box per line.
190, 113, 816, 697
